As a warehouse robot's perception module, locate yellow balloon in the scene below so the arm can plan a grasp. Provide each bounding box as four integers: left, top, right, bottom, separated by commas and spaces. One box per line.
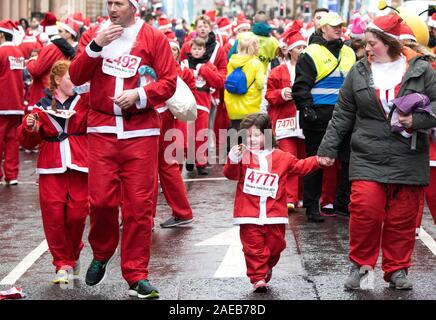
397, 7, 429, 46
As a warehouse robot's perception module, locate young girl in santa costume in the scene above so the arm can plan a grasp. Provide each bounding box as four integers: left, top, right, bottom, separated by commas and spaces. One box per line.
223, 113, 324, 292
18, 60, 89, 284
266, 22, 307, 213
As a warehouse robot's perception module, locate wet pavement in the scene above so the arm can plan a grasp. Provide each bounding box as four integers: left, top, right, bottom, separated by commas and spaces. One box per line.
1, 151, 436, 300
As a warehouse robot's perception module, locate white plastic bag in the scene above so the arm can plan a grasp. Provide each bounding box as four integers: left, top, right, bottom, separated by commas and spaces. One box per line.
166, 76, 197, 122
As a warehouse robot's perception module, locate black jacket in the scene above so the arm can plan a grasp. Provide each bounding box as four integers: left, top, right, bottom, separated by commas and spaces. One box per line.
293, 34, 345, 131
318, 56, 436, 185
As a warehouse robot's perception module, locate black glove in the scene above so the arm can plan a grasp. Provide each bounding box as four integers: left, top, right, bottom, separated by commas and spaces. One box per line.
302, 106, 318, 122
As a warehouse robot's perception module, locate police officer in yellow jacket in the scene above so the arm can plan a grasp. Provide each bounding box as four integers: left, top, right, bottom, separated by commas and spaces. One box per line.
292, 12, 356, 222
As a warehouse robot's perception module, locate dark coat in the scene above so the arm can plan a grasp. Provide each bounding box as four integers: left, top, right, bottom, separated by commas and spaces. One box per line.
318, 55, 436, 185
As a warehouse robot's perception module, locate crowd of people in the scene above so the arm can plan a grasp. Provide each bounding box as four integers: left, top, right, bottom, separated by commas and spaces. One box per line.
1, 0, 436, 298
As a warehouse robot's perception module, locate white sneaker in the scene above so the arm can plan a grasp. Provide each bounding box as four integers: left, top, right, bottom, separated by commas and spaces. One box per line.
6, 180, 18, 186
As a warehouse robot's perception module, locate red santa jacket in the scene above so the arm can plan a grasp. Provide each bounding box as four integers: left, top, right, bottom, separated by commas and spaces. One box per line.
182, 59, 225, 114
0, 42, 25, 114
18, 93, 89, 174
223, 148, 320, 225
266, 62, 304, 140
26, 43, 69, 106
69, 18, 177, 140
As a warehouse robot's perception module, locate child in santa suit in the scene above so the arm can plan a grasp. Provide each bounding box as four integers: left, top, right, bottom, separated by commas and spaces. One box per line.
18, 60, 89, 284
266, 23, 307, 213
184, 37, 225, 175
223, 113, 323, 292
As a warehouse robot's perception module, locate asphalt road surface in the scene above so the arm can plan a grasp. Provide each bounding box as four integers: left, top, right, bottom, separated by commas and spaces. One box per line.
1, 151, 436, 300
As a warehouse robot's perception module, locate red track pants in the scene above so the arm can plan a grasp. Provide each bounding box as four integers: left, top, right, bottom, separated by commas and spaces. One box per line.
157, 110, 192, 220
87, 133, 158, 286
240, 224, 286, 284
349, 181, 421, 281
39, 170, 88, 271
0, 116, 20, 182
416, 167, 436, 227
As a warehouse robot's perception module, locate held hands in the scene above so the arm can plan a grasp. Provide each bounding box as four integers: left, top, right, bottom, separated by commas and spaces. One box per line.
398, 113, 413, 129
283, 87, 293, 101
112, 89, 140, 110
317, 156, 335, 167
95, 24, 124, 47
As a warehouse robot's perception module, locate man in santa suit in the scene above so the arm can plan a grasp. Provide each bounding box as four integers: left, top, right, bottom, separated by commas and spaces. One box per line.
18, 28, 42, 59
0, 20, 25, 185
27, 12, 76, 108
69, 0, 177, 299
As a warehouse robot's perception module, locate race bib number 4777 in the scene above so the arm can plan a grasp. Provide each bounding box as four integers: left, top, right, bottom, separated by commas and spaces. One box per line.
243, 168, 279, 199
9, 56, 25, 70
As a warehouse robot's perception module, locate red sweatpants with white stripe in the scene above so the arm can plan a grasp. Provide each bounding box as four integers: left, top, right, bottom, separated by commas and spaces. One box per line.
240, 224, 286, 284
277, 138, 305, 204
39, 170, 88, 271
87, 133, 158, 286
0, 116, 20, 182
349, 181, 421, 282
156, 110, 192, 220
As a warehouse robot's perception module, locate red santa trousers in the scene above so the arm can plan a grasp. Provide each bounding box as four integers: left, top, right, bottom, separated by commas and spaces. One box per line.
320, 161, 340, 209
195, 109, 209, 168
416, 168, 436, 227
277, 138, 305, 205
157, 110, 192, 220
349, 181, 421, 281
39, 170, 88, 271
174, 119, 187, 171
87, 133, 158, 286
0, 116, 21, 182
213, 102, 229, 157
240, 224, 286, 284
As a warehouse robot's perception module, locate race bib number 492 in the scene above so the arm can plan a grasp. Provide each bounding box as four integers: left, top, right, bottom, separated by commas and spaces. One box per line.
9, 56, 25, 70
102, 55, 141, 78
243, 168, 279, 199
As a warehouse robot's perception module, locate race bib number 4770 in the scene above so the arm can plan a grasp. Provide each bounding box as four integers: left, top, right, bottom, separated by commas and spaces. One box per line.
243, 168, 279, 199
102, 55, 141, 78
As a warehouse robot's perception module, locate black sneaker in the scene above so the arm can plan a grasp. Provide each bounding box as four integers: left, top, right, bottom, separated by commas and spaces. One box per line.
197, 167, 209, 176
160, 216, 193, 228
185, 163, 194, 172
129, 280, 160, 299
307, 213, 325, 223
85, 259, 111, 286
320, 207, 336, 217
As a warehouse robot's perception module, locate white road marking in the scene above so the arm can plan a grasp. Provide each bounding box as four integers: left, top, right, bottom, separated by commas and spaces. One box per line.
196, 227, 247, 278
419, 227, 436, 256
0, 240, 48, 285
13, 177, 229, 185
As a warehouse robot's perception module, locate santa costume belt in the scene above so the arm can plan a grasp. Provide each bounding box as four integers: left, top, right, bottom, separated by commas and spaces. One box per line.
196, 87, 210, 93
44, 132, 86, 142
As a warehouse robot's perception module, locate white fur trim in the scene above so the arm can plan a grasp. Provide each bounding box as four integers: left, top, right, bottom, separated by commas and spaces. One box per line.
0, 110, 24, 115
159, 23, 172, 30
85, 42, 102, 58
196, 105, 210, 113
399, 34, 417, 42
58, 22, 77, 37
0, 28, 14, 36
235, 23, 251, 32
43, 25, 59, 36
233, 217, 289, 225
288, 40, 307, 51
430, 160, 436, 167
156, 106, 169, 114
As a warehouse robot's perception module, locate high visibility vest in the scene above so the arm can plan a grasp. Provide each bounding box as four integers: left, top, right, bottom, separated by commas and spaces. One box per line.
304, 43, 356, 106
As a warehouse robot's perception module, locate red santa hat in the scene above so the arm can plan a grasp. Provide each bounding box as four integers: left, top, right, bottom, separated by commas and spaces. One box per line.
39, 12, 59, 37
428, 13, 436, 28
281, 20, 307, 51
0, 19, 19, 36
217, 17, 232, 32
165, 32, 180, 50
399, 22, 417, 42
367, 13, 403, 39
205, 10, 216, 23
71, 12, 85, 26
350, 14, 366, 39
58, 17, 80, 37
158, 17, 172, 30
234, 17, 251, 32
